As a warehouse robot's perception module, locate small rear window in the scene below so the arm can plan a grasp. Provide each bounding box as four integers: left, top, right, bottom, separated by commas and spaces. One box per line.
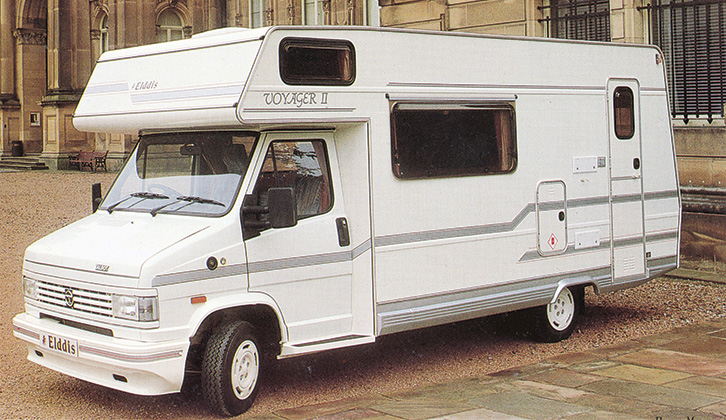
613, 86, 635, 139
279, 38, 355, 86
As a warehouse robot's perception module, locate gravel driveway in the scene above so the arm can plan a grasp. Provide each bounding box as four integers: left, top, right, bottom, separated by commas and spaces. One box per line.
1, 171, 725, 419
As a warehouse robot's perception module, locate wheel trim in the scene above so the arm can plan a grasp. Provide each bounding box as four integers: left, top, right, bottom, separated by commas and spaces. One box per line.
546, 288, 575, 331
231, 340, 259, 400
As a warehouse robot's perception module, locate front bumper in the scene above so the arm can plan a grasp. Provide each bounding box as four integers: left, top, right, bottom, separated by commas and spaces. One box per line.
12, 313, 189, 396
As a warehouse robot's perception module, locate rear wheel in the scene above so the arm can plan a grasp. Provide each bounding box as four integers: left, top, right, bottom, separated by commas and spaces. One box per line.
533, 286, 584, 342
201, 320, 262, 416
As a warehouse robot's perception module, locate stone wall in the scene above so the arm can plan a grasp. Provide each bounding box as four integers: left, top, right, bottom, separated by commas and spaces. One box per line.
675, 125, 726, 268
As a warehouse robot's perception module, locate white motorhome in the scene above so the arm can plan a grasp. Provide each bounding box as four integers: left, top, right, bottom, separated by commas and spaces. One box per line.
13, 26, 680, 416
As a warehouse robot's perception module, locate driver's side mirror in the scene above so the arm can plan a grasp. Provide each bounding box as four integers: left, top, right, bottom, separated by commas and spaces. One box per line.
242, 187, 297, 240
267, 187, 297, 229
91, 183, 102, 213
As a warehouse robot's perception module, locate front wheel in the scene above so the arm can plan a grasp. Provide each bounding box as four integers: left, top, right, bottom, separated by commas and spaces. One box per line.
533, 286, 584, 342
201, 320, 262, 416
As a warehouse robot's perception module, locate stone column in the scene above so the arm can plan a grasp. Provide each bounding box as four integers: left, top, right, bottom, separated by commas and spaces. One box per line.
41, 0, 93, 169
13, 28, 46, 155
610, 0, 645, 44
0, 0, 20, 156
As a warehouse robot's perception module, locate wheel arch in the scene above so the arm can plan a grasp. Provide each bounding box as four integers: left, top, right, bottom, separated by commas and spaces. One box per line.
185, 295, 286, 373
551, 278, 593, 304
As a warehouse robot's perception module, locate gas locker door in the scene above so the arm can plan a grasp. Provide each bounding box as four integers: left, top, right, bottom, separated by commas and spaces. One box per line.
243, 132, 354, 345
537, 181, 567, 255
607, 79, 647, 283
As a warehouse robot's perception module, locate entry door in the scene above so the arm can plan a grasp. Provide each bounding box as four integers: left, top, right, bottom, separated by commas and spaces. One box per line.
244, 132, 353, 344
608, 79, 647, 283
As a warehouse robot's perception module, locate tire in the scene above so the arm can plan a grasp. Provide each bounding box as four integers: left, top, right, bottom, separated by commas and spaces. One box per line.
201, 320, 262, 417
533, 286, 584, 343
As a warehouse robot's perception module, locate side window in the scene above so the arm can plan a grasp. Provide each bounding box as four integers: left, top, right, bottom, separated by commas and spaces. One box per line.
251, 140, 333, 220
279, 38, 355, 86
391, 104, 517, 179
613, 86, 635, 139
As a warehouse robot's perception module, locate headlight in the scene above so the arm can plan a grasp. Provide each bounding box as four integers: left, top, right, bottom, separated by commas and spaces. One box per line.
112, 295, 159, 322
23, 276, 38, 300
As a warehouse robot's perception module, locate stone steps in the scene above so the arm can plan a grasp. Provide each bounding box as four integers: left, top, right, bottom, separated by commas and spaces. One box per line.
0, 156, 49, 171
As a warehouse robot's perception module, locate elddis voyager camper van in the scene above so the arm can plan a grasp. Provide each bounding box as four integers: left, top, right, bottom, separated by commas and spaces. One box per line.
13, 26, 680, 416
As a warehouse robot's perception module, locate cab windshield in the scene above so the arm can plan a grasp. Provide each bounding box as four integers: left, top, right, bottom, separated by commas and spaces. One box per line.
101, 131, 257, 217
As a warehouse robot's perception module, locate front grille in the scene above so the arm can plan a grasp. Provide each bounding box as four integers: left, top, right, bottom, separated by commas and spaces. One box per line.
37, 280, 113, 318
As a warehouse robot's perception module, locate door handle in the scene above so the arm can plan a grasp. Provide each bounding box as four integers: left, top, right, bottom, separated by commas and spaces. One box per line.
633, 157, 641, 170
336, 217, 350, 247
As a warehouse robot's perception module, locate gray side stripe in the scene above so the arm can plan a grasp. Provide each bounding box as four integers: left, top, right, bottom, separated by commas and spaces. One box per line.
645, 190, 680, 200
377, 265, 612, 335
152, 239, 372, 287
84, 82, 129, 95
376, 203, 536, 247
518, 230, 679, 262
612, 193, 644, 204
152, 263, 248, 287
248, 250, 351, 273
377, 190, 677, 249
131, 84, 244, 104
152, 190, 677, 287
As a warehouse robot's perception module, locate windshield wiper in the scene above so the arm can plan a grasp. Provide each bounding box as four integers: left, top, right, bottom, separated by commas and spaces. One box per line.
107, 192, 170, 214
178, 196, 225, 206
150, 195, 225, 217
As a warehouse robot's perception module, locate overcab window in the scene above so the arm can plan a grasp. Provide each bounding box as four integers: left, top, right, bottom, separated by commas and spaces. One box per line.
279, 38, 355, 86
391, 104, 517, 179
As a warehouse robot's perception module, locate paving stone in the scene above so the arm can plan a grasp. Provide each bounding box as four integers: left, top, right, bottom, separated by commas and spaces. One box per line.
698, 400, 726, 418
665, 375, 726, 398
487, 362, 557, 380
581, 378, 723, 410
426, 408, 528, 420
370, 396, 475, 420
567, 360, 621, 374
658, 335, 726, 359
587, 340, 642, 358
708, 326, 726, 340
634, 330, 687, 347
591, 363, 692, 385
649, 407, 703, 420
546, 351, 600, 367
275, 395, 392, 420
615, 348, 726, 377
245, 414, 286, 420
388, 377, 501, 403
565, 392, 668, 419
467, 390, 591, 420
505, 380, 591, 401
563, 410, 648, 420
525, 368, 602, 388
313, 408, 400, 420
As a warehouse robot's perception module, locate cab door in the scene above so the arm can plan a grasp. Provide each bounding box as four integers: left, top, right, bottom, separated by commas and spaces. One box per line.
243, 131, 353, 344
607, 79, 647, 283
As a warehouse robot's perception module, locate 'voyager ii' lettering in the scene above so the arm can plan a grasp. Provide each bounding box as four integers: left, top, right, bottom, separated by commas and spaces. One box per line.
263, 92, 329, 108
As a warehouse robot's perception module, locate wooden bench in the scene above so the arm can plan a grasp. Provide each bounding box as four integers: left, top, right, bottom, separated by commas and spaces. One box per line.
93, 151, 108, 172
67, 151, 80, 170
68, 150, 107, 172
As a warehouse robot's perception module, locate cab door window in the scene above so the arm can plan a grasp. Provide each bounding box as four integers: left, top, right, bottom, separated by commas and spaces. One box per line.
247, 140, 333, 233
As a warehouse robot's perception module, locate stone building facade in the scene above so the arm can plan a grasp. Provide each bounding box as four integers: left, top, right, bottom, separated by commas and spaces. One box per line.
2, 1, 725, 247
0, 0, 378, 170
